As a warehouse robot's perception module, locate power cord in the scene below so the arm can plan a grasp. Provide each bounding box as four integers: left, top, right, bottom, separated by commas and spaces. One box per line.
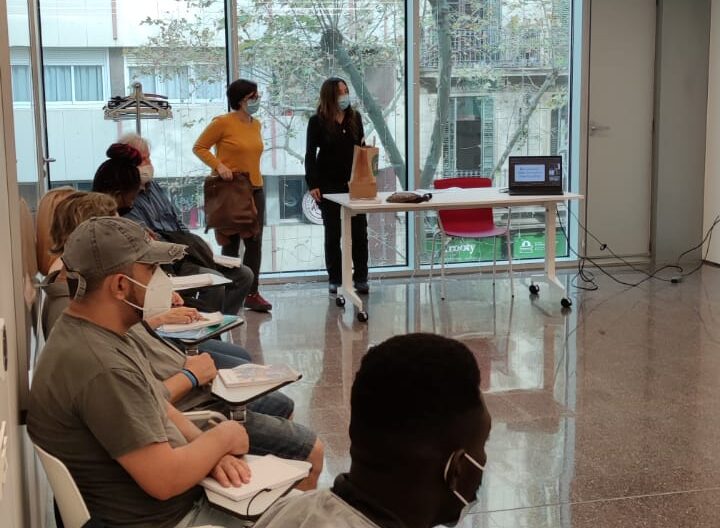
555, 209, 720, 291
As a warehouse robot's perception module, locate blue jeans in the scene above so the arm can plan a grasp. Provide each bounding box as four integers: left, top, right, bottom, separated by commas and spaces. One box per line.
199, 338, 252, 367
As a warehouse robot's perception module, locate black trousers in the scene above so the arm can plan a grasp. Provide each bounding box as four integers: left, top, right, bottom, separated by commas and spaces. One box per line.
221, 188, 265, 293
319, 198, 368, 284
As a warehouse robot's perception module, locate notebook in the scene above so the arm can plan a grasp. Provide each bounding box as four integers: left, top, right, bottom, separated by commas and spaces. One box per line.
201, 455, 309, 502
159, 311, 224, 333
218, 364, 300, 388
156, 314, 242, 341
508, 156, 564, 195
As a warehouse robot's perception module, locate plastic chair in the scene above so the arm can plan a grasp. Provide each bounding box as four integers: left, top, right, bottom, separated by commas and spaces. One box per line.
33, 444, 92, 528
429, 177, 514, 299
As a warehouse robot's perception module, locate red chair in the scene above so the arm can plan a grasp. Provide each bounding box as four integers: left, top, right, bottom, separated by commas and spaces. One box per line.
429, 177, 514, 299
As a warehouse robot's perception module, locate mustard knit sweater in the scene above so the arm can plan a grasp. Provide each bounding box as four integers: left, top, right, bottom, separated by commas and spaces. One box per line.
193, 112, 264, 187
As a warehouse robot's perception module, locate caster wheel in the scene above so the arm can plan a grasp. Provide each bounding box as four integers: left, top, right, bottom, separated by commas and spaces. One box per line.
335, 296, 346, 307
529, 284, 540, 295
561, 298, 572, 308
357, 311, 369, 322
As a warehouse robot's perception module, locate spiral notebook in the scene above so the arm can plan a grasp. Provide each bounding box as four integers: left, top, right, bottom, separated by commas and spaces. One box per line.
201, 455, 309, 502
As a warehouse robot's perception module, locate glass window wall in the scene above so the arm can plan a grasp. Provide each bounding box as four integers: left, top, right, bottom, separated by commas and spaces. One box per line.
20, 0, 575, 277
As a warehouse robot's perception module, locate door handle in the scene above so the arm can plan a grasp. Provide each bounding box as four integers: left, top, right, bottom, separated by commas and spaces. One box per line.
589, 122, 610, 134
43, 157, 56, 163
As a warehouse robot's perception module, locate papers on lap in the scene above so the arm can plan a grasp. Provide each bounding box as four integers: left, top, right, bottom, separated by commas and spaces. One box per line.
218, 363, 300, 388
159, 311, 224, 333
169, 273, 215, 289
201, 455, 309, 502
213, 254, 244, 268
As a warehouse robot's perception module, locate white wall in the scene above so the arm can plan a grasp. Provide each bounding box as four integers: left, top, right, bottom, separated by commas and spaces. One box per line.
653, 0, 710, 266
705, 0, 720, 263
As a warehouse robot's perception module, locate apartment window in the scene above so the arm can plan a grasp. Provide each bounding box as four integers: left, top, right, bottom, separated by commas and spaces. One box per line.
129, 64, 223, 101
11, 65, 31, 102
127, 66, 157, 93
74, 66, 103, 101
44, 65, 104, 102
128, 66, 188, 100
192, 64, 224, 100
44, 65, 72, 101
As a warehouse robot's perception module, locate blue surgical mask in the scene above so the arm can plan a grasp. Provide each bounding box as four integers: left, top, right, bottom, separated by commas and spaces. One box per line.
338, 95, 350, 111
443, 451, 485, 527
246, 99, 260, 115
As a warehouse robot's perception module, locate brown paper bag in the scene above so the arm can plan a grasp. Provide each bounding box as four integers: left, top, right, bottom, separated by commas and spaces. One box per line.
349, 145, 379, 199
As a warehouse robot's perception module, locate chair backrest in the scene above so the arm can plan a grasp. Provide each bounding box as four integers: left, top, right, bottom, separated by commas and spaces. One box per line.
433, 177, 494, 234
34, 444, 92, 528
36, 186, 75, 276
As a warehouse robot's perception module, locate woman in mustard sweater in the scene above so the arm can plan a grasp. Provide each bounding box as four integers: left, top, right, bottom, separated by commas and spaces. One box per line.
193, 79, 271, 312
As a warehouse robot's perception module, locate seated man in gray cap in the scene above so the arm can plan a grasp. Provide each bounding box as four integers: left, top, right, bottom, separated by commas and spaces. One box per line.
27, 217, 309, 527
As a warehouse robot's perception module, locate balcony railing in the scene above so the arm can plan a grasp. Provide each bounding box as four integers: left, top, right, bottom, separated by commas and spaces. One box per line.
420, 28, 568, 70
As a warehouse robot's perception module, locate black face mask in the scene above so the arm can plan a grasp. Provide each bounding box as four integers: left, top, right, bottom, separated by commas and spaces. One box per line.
117, 206, 132, 216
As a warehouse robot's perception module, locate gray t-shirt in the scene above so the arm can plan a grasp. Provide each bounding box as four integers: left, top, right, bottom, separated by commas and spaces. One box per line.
253, 490, 382, 528
28, 313, 201, 528
127, 324, 214, 411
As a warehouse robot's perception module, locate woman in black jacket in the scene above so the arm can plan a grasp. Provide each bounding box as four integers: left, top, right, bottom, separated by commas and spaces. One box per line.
305, 77, 369, 294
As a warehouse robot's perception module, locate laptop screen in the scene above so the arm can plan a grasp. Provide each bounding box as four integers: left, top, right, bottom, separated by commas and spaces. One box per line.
509, 156, 563, 189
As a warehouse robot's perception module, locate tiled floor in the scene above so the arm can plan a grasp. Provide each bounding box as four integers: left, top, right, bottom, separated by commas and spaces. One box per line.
232, 266, 720, 527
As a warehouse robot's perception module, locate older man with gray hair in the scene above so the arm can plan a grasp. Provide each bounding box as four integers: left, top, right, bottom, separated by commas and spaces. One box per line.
116, 133, 255, 315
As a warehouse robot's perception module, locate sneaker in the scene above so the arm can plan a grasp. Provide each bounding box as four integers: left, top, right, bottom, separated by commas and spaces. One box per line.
328, 283, 340, 294
245, 292, 272, 312
354, 281, 370, 295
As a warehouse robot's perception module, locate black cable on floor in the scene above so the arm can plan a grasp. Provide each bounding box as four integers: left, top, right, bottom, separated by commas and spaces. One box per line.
555, 208, 720, 291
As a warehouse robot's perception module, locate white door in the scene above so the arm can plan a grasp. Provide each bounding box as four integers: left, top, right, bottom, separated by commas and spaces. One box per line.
585, 0, 656, 258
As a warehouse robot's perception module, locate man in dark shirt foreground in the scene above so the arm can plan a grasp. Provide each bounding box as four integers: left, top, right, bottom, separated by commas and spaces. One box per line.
255, 333, 492, 528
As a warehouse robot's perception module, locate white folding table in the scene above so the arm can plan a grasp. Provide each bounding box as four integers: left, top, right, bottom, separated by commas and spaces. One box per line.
324, 189, 584, 322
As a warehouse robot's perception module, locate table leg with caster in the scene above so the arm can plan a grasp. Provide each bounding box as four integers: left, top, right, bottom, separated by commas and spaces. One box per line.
339, 206, 365, 320
527, 203, 573, 310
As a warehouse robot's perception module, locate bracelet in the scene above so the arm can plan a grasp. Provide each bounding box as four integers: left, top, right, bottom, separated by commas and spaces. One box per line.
181, 368, 199, 388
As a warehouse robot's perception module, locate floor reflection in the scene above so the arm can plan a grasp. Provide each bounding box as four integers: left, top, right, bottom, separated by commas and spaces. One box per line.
233, 267, 720, 527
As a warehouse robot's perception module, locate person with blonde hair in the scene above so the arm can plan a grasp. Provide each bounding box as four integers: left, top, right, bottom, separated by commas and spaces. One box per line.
43, 191, 119, 332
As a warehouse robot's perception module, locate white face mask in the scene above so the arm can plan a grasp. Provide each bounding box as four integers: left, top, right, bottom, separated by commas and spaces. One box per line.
121, 267, 173, 320
443, 451, 485, 527
139, 164, 154, 184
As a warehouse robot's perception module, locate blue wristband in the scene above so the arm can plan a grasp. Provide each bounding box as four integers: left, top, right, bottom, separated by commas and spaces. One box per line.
181, 368, 198, 388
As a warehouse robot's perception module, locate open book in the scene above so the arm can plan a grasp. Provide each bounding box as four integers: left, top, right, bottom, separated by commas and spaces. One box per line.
201, 455, 309, 502
159, 311, 224, 333
218, 363, 300, 388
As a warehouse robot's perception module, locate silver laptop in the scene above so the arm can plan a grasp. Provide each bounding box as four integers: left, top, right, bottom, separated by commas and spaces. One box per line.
508, 156, 564, 195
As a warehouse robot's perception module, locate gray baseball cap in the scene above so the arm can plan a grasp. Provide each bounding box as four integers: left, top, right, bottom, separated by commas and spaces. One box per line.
62, 216, 186, 298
